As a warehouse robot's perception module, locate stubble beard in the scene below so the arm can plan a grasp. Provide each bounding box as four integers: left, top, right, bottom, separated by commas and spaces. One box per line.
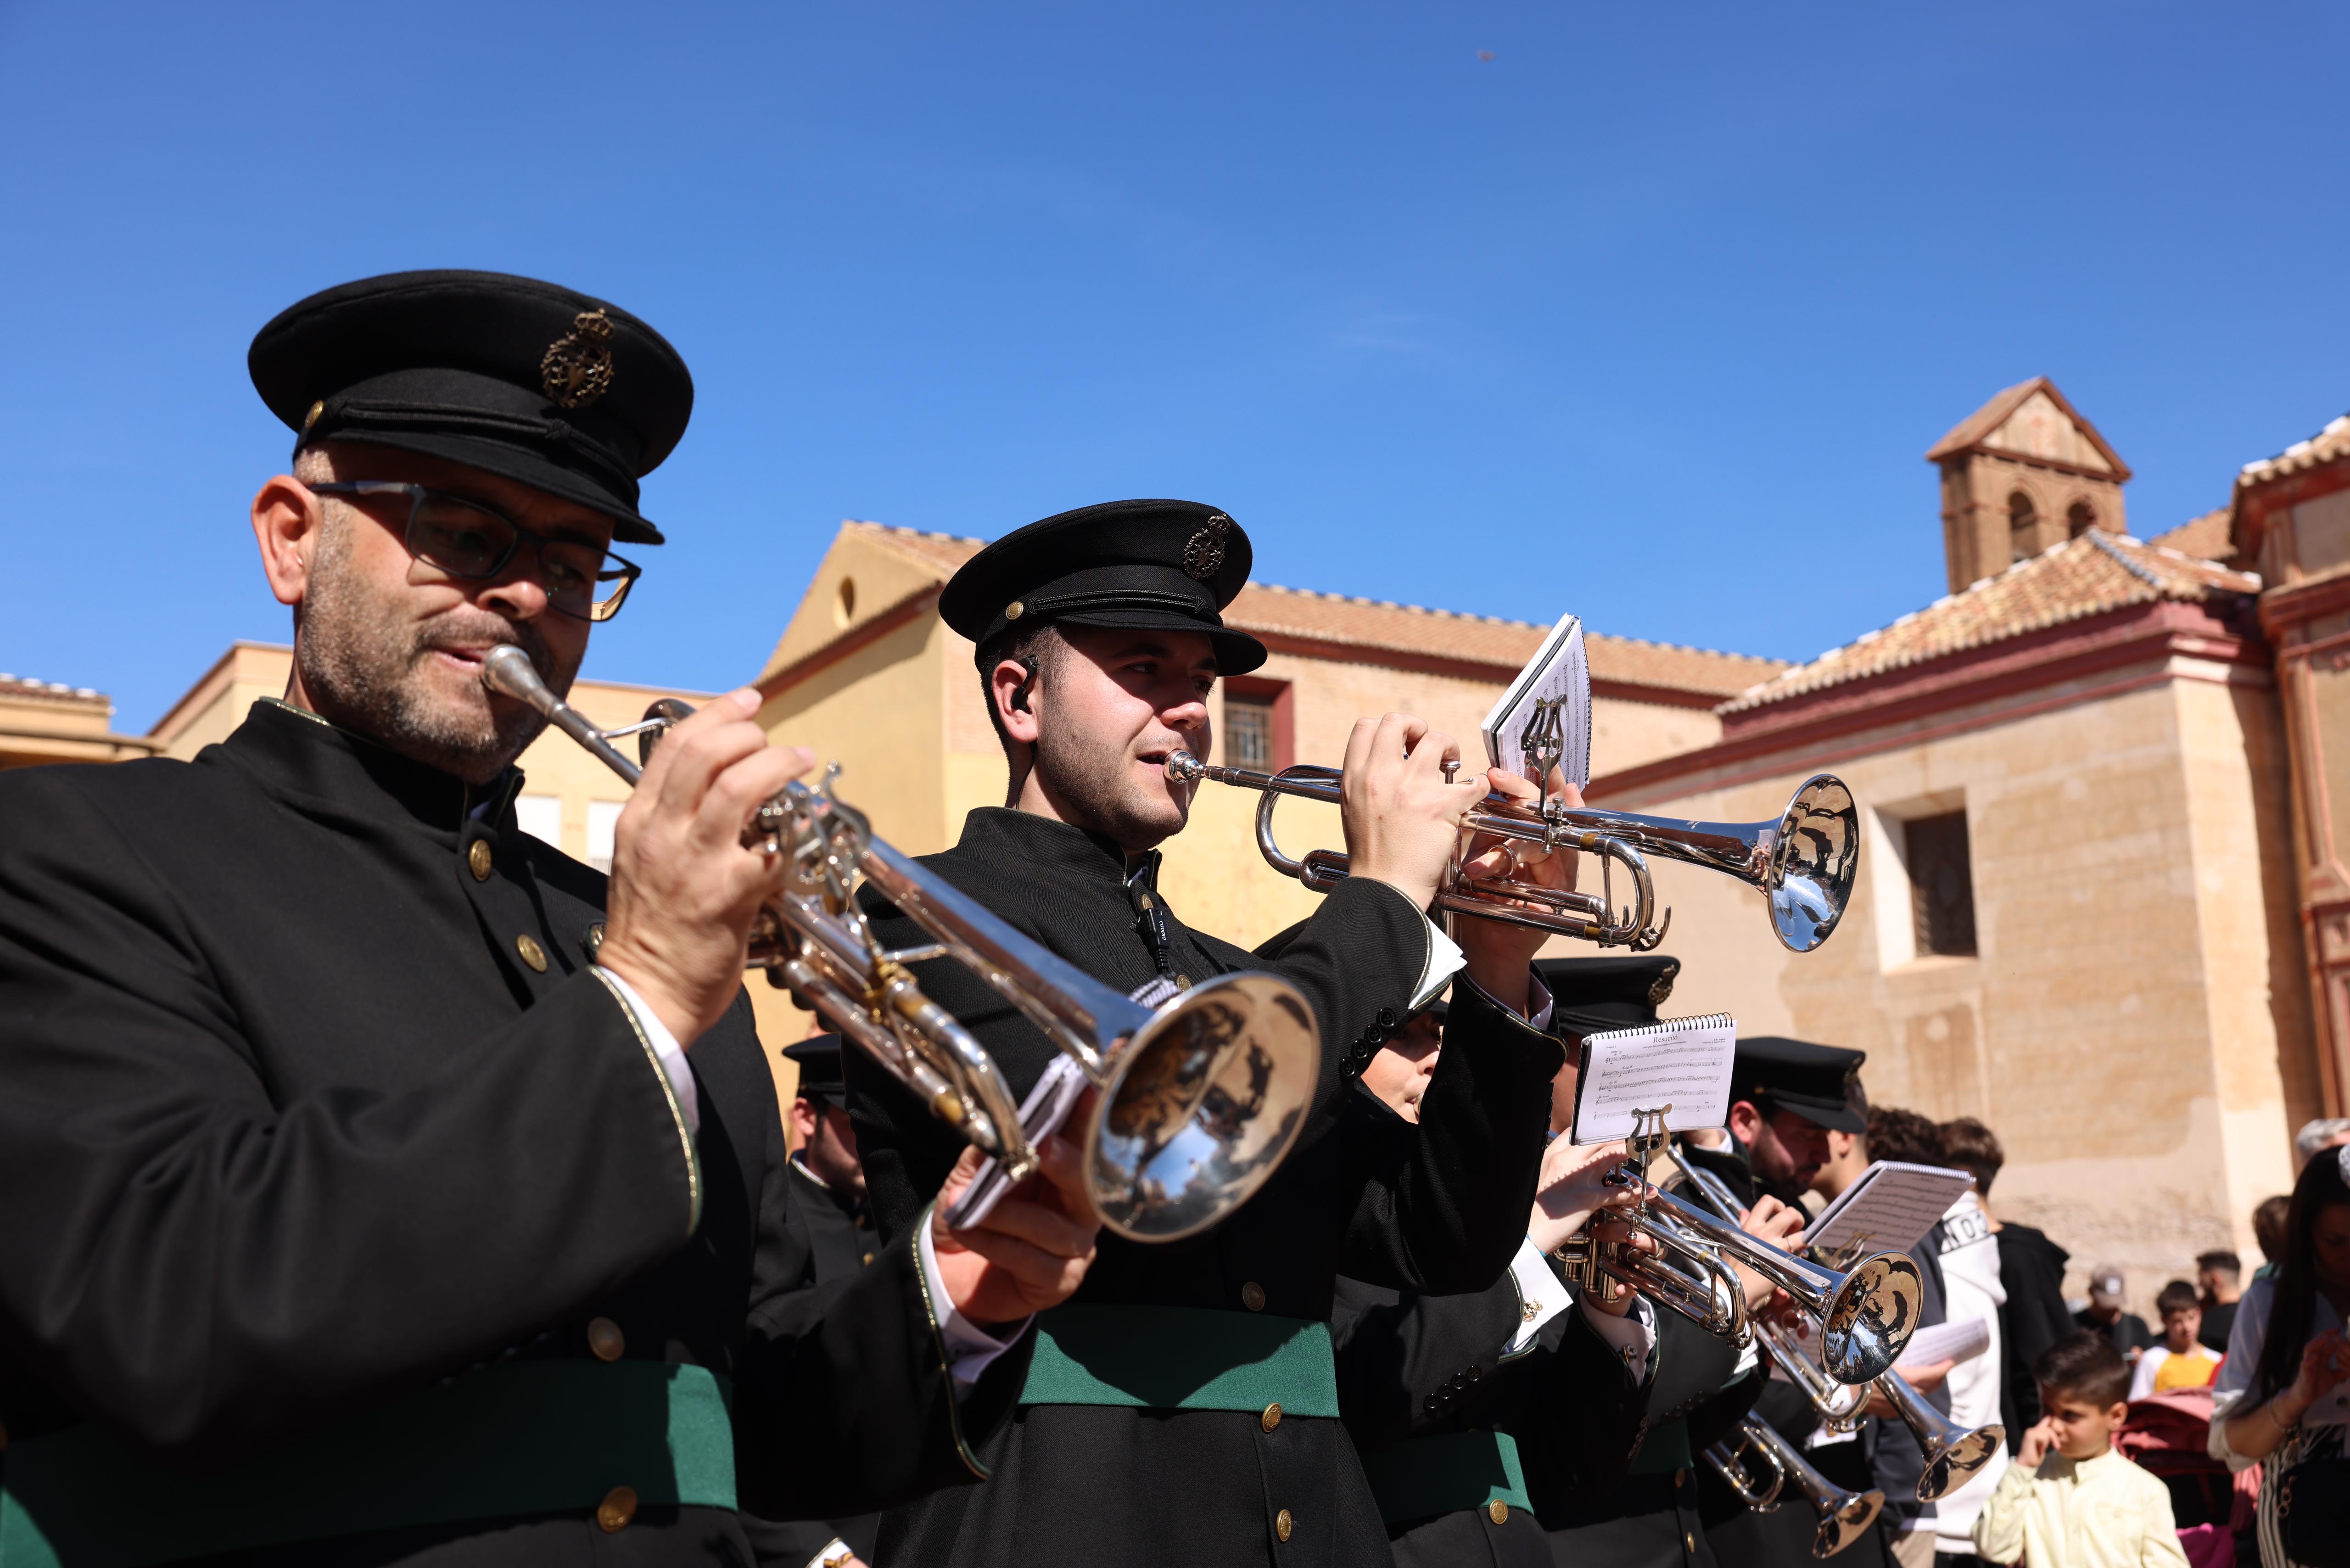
1032, 719, 1191, 851
296, 515, 574, 784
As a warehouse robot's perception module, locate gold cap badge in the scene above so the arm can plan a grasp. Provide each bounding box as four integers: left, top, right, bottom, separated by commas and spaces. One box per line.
540, 308, 616, 409
1183, 513, 1233, 582
1648, 961, 1679, 1005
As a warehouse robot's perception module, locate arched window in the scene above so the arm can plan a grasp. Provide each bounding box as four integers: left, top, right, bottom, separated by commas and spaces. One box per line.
2067, 500, 2096, 538
2008, 491, 2038, 561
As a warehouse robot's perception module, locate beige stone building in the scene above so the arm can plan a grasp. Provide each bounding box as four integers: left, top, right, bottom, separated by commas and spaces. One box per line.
0, 672, 158, 770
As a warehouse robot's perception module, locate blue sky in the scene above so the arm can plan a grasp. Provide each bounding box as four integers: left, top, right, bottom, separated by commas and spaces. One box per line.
4, 1, 2344, 728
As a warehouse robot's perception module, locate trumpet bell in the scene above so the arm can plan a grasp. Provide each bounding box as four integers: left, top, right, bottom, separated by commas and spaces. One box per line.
1819, 1254, 1927, 1385
1920, 1423, 2005, 1502
1082, 972, 1319, 1243
1813, 1488, 1884, 1559
1768, 775, 1860, 954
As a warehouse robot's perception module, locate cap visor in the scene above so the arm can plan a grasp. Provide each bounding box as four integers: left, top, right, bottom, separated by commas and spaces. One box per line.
1050, 608, 1267, 675
1779, 1097, 1867, 1135
316, 431, 665, 545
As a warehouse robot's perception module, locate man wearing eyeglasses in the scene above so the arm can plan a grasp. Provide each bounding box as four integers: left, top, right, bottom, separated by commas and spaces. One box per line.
0, 271, 1096, 1567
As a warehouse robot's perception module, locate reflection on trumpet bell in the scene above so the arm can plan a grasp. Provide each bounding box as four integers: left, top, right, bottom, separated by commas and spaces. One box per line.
1882, 1369, 2004, 1501
1163, 751, 1861, 954
1736, 1417, 1885, 1559
480, 645, 1321, 1244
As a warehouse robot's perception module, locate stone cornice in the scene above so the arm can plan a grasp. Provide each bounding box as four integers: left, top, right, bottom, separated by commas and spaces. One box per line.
1589, 599, 2266, 806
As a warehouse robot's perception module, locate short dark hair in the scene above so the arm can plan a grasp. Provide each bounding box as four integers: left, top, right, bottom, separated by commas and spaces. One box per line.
2154, 1280, 2200, 1316
2194, 1249, 2241, 1281
2253, 1195, 2292, 1264
2034, 1330, 2131, 1408
1865, 1106, 1945, 1168
1938, 1117, 2004, 1197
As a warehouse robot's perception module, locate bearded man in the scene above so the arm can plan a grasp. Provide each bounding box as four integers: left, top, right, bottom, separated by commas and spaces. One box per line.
0, 271, 1098, 1566
842, 501, 1574, 1568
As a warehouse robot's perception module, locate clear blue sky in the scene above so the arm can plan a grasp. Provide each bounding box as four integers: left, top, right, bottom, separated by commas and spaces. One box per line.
5, 1, 2344, 729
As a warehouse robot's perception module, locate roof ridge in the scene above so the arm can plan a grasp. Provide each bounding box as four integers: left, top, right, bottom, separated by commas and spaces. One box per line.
1244, 582, 1781, 664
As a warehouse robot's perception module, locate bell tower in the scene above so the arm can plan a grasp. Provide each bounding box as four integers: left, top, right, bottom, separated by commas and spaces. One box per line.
1926, 377, 2132, 595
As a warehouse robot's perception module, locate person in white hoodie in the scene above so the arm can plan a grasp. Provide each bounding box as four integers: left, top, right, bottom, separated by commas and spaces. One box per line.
1933, 1121, 2012, 1562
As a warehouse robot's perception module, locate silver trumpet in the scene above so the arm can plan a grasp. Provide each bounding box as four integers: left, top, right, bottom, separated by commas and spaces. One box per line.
482, 646, 1320, 1244
1554, 1114, 1925, 1385
1163, 751, 1860, 954
1735, 1417, 1884, 1559
1671, 1151, 2005, 1499
1704, 1428, 1787, 1510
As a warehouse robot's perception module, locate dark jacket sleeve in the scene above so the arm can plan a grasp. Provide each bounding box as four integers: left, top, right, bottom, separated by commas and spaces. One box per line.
1335, 979, 1564, 1293
0, 785, 700, 1459
733, 1163, 1033, 1514
1509, 1305, 1652, 1514
1331, 1273, 1524, 1455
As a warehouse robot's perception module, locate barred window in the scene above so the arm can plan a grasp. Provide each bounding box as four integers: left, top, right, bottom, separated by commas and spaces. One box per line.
1225, 697, 1276, 771
1906, 811, 1977, 958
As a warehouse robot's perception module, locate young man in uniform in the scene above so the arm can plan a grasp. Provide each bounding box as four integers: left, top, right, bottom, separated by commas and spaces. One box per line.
0, 272, 1098, 1565
842, 501, 1572, 1567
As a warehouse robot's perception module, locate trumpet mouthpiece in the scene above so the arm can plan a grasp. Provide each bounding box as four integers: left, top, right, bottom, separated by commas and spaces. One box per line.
1164, 750, 1205, 783
480, 645, 552, 708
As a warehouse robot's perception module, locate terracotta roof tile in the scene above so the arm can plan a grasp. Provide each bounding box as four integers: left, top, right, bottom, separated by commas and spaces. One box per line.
2146, 508, 2235, 564
1722, 532, 2260, 712
851, 523, 1779, 699
0, 674, 106, 706
2238, 413, 2350, 489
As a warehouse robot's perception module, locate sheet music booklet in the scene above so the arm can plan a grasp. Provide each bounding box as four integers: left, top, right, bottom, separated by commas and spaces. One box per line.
1804, 1160, 1978, 1260
1569, 1014, 1738, 1144
1482, 609, 1591, 790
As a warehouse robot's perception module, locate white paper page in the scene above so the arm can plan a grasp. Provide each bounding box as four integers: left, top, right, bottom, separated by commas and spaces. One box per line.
1805, 1161, 1978, 1260
1481, 611, 1590, 790
1570, 1015, 1737, 1144
1896, 1318, 1991, 1371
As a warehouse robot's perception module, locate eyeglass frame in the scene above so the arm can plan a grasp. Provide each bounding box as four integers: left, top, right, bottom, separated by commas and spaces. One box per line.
306, 480, 643, 623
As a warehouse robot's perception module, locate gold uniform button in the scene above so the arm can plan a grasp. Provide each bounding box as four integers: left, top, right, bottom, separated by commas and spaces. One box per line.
304, 399, 325, 431
1004, 599, 1025, 621
1275, 1507, 1293, 1542
1241, 1281, 1266, 1312
1684, 1532, 1697, 1554
587, 1317, 625, 1361
1488, 1499, 1510, 1526
862, 1251, 875, 1266
516, 934, 548, 972
1260, 1402, 1282, 1432
467, 838, 493, 880
1175, 974, 1192, 990
597, 1485, 638, 1532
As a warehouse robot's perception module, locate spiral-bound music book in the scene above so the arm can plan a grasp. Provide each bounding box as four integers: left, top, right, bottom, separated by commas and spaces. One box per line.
1568, 1014, 1738, 1144
1482, 609, 1590, 790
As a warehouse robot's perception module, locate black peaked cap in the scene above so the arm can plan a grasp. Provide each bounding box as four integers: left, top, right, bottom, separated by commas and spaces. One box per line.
1533, 954, 1681, 1037
250, 270, 693, 545
941, 499, 1268, 674
1732, 1036, 1867, 1135
782, 1034, 847, 1097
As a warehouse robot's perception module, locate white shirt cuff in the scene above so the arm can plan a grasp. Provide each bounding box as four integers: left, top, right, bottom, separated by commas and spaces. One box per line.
1524, 971, 1553, 1031
598, 967, 700, 1134
1582, 1293, 1658, 1381
1506, 1237, 1576, 1355
918, 1215, 1029, 1393
1411, 915, 1466, 1010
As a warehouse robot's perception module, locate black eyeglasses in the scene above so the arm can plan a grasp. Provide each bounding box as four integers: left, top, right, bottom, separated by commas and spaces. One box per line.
309, 481, 642, 622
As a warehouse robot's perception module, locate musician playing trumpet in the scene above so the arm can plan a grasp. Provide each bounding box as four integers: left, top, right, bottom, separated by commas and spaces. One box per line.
0, 272, 1102, 1566
843, 500, 1580, 1568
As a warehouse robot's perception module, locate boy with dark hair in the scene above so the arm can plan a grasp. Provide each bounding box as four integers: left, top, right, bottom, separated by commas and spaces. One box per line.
2126, 1281, 2221, 1400
1973, 1333, 2187, 1567
2193, 1250, 2241, 1352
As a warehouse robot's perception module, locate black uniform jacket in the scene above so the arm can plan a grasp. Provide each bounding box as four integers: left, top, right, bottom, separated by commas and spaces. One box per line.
742, 1162, 884, 1567
0, 704, 1026, 1564
843, 807, 1565, 1568
1330, 1131, 1650, 1568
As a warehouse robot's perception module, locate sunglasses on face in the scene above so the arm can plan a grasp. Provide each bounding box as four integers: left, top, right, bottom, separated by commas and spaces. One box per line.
308, 481, 642, 622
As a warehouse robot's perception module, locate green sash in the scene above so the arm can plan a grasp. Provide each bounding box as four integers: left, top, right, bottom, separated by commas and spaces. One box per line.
1360, 1430, 1532, 1523
1018, 1304, 1340, 1417
0, 1361, 735, 1568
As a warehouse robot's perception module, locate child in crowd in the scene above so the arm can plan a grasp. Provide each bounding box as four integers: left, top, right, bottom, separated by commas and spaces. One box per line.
2128, 1281, 2222, 1400
1975, 1333, 2187, 1568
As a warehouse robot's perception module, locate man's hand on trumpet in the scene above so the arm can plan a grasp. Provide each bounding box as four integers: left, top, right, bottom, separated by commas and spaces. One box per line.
1456, 763, 1583, 1016
928, 1097, 1104, 1330
1732, 1193, 1808, 1317
1526, 1135, 1652, 1319
1337, 712, 1491, 914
